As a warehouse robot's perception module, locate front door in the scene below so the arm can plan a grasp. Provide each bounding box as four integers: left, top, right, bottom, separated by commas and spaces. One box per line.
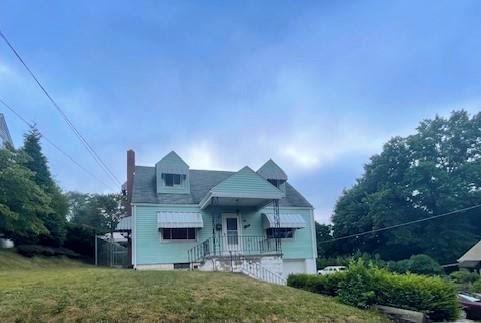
222, 213, 240, 253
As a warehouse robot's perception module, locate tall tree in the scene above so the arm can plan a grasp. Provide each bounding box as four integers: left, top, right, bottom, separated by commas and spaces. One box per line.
21, 128, 69, 246
22, 128, 53, 188
68, 192, 124, 233
0, 147, 52, 244
315, 222, 336, 258
332, 111, 481, 263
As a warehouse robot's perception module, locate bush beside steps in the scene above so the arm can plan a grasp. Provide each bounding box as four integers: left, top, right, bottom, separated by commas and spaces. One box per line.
287, 260, 459, 321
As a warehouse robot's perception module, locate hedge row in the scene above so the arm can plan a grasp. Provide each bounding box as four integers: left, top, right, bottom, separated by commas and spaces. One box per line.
287, 260, 459, 321
16, 245, 82, 259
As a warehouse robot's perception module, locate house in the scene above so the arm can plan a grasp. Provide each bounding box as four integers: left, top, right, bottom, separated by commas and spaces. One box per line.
458, 240, 481, 274
0, 113, 14, 248
0, 113, 13, 148
116, 150, 317, 282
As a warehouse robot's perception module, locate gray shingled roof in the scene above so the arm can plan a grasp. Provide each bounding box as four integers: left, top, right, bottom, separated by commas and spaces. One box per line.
257, 159, 288, 181
132, 166, 312, 207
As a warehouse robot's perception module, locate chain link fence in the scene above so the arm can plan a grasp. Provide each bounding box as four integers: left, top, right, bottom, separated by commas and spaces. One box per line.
95, 235, 130, 268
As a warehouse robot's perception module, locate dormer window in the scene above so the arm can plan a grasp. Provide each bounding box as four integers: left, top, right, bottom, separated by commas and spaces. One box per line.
268, 179, 284, 188
257, 159, 288, 193
156, 151, 190, 193
162, 173, 184, 187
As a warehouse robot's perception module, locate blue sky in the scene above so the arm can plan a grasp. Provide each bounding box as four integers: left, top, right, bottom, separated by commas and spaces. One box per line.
1, 1, 480, 223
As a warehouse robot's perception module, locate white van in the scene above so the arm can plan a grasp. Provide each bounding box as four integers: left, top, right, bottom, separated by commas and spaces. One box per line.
317, 266, 347, 275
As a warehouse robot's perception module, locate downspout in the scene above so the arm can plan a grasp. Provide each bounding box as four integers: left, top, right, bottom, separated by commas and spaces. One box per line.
310, 208, 317, 259
132, 204, 137, 269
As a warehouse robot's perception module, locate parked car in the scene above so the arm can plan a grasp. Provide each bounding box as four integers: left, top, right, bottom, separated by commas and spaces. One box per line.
458, 293, 481, 320
318, 266, 347, 275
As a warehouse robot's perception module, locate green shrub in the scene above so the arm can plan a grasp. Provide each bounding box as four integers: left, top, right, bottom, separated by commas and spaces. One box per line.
16, 245, 81, 259
289, 260, 459, 321
387, 254, 442, 275
374, 268, 459, 321
287, 272, 345, 296
386, 259, 410, 273
450, 269, 480, 285
337, 260, 378, 308
287, 274, 313, 290
408, 254, 443, 275
472, 279, 481, 293
64, 223, 96, 260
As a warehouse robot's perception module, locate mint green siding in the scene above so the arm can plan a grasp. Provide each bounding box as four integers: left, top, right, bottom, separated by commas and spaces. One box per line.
242, 206, 315, 260
210, 166, 284, 198
134, 205, 210, 264
133, 204, 315, 265
155, 151, 190, 194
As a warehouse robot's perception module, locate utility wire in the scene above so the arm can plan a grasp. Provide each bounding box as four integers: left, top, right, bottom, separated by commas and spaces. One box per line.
0, 98, 116, 191
0, 28, 122, 188
319, 204, 481, 244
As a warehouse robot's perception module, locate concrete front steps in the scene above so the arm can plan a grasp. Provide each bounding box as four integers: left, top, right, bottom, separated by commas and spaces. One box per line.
196, 255, 286, 285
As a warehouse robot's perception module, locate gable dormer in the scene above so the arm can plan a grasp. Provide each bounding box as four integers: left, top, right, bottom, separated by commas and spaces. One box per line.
156, 151, 190, 194
257, 159, 288, 192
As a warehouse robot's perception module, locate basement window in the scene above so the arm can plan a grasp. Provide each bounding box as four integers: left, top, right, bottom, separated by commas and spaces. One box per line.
162, 228, 196, 240
173, 263, 190, 269
266, 228, 294, 239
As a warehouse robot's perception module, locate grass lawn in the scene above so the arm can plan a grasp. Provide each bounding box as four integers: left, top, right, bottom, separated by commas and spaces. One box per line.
0, 250, 386, 322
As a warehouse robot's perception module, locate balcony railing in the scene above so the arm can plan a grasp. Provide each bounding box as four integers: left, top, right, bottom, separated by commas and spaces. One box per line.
188, 235, 281, 263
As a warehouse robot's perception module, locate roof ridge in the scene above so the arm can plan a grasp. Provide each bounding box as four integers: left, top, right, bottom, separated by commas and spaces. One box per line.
190, 169, 235, 173
131, 160, 312, 208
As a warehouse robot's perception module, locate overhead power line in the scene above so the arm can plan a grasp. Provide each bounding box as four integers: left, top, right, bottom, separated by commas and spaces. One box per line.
0, 27, 122, 188
319, 204, 481, 244
0, 98, 116, 191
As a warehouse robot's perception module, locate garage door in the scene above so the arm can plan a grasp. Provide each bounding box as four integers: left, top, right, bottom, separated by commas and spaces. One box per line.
283, 259, 306, 278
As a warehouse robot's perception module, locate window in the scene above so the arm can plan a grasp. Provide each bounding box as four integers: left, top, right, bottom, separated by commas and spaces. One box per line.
162, 228, 196, 240
173, 263, 190, 269
268, 179, 280, 188
266, 228, 294, 239
163, 173, 183, 187
268, 179, 285, 188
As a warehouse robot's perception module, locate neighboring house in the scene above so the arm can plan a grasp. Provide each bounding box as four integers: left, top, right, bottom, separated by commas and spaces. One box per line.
0, 113, 13, 148
0, 113, 14, 249
458, 240, 481, 274
116, 150, 317, 282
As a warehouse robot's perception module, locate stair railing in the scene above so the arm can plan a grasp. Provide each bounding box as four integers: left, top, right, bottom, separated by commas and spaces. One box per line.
241, 260, 287, 285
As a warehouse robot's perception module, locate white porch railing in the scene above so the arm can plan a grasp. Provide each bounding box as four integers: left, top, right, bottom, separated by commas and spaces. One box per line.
240, 260, 286, 286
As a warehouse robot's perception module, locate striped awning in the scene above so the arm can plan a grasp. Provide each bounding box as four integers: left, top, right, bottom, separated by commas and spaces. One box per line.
157, 211, 203, 228
263, 213, 306, 229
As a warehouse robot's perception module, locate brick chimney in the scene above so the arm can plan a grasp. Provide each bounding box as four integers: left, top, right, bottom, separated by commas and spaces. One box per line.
126, 149, 135, 216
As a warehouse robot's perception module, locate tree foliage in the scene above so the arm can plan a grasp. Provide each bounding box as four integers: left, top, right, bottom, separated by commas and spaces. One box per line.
0, 127, 71, 247
0, 147, 52, 244
65, 192, 124, 259
20, 128, 69, 246
332, 111, 481, 263
387, 254, 442, 275
315, 222, 336, 258
0, 127, 123, 256
68, 192, 124, 234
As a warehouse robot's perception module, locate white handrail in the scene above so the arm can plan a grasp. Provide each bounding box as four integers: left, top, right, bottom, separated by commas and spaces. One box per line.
241, 260, 286, 285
